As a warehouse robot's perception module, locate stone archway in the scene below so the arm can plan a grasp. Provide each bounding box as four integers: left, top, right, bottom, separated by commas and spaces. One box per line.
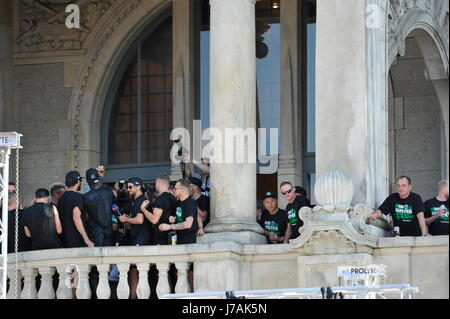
66, 0, 172, 171
387, 0, 449, 197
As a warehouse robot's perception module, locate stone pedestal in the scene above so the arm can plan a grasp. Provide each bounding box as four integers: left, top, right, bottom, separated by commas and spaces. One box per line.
204, 0, 265, 244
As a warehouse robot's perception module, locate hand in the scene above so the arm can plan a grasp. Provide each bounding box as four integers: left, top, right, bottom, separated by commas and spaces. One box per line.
118, 215, 129, 223
197, 228, 205, 236
141, 200, 150, 211
422, 233, 432, 237
436, 208, 446, 217
159, 223, 171, 232
123, 223, 131, 230
169, 216, 176, 224
368, 211, 381, 221
85, 239, 95, 248
269, 233, 279, 242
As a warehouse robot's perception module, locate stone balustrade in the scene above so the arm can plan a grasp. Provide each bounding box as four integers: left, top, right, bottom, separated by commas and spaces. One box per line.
6, 245, 198, 299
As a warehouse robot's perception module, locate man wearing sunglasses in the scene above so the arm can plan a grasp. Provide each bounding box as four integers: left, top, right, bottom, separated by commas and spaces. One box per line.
280, 182, 311, 240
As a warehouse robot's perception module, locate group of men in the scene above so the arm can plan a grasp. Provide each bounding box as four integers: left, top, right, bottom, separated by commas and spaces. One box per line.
257, 177, 449, 243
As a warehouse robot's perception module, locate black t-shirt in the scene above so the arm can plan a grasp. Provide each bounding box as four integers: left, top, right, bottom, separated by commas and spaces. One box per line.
285, 195, 311, 239
57, 190, 86, 248
23, 203, 62, 251
378, 192, 424, 237
175, 197, 198, 245
196, 195, 210, 226
153, 192, 178, 245
258, 209, 289, 242
1, 209, 31, 254
129, 195, 151, 246
424, 198, 449, 236
84, 186, 115, 247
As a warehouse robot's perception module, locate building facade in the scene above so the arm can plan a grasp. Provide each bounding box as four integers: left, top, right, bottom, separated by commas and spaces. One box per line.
0, 0, 449, 299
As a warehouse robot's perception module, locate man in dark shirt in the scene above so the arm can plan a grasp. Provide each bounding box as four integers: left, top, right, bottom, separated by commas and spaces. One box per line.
259, 192, 291, 244
424, 180, 449, 236
280, 181, 311, 239
50, 183, 66, 207
369, 176, 429, 237
159, 178, 198, 245
23, 189, 62, 251
190, 177, 209, 234
58, 171, 94, 248
0, 191, 31, 254
141, 174, 177, 245
83, 168, 116, 247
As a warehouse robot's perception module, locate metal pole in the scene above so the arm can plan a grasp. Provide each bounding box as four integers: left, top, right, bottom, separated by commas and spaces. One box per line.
0, 148, 10, 299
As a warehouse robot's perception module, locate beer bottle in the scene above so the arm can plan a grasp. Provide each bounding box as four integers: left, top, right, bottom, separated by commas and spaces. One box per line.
169, 223, 177, 246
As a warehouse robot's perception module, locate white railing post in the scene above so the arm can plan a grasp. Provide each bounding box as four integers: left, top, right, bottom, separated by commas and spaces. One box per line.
117, 264, 130, 299
56, 265, 74, 299
37, 267, 56, 299
20, 267, 38, 299
175, 262, 190, 294
75, 265, 92, 299
96, 264, 111, 299
156, 262, 171, 298
136, 263, 150, 300
6, 266, 22, 299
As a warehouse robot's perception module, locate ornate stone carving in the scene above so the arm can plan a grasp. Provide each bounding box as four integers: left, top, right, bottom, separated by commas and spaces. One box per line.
15, 0, 119, 53
388, 0, 449, 63
348, 204, 372, 236
303, 231, 356, 256
314, 170, 354, 211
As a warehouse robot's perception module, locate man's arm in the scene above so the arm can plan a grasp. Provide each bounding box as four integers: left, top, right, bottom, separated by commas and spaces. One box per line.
369, 209, 382, 221
73, 207, 94, 247
160, 216, 194, 231
53, 206, 63, 235
119, 213, 144, 225
283, 224, 292, 244
140, 201, 162, 225
425, 208, 446, 225
417, 212, 431, 236
197, 208, 205, 236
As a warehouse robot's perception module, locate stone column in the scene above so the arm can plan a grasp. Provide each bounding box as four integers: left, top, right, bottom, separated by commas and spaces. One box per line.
136, 263, 150, 300
170, 0, 196, 181
174, 262, 190, 294
37, 267, 56, 299
202, 0, 266, 245
56, 265, 73, 299
315, 0, 389, 207
278, 0, 302, 208
116, 264, 130, 299
156, 262, 171, 298
96, 264, 111, 300
75, 265, 92, 299
20, 267, 38, 299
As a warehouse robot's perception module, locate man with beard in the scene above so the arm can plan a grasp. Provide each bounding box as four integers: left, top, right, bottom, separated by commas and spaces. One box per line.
83, 168, 116, 247
58, 171, 94, 248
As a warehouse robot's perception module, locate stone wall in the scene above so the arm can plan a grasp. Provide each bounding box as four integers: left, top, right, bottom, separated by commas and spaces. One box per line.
0, 0, 13, 132
389, 37, 443, 200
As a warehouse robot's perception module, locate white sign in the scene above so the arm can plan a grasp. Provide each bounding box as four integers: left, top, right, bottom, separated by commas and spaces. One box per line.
337, 265, 386, 278
0, 132, 21, 148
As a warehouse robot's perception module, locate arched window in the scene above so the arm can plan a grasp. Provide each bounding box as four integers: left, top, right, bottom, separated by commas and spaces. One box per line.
102, 14, 173, 182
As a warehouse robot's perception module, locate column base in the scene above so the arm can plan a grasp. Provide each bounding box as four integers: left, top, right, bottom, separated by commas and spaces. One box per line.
198, 231, 267, 245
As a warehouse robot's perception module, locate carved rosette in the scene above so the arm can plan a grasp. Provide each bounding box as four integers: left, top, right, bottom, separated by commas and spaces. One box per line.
313, 170, 354, 212
303, 231, 356, 256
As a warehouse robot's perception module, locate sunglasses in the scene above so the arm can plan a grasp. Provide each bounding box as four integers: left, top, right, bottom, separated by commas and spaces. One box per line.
127, 185, 135, 190
281, 188, 293, 196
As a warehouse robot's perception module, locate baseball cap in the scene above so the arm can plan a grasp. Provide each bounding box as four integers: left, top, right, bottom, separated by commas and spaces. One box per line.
262, 191, 277, 201
65, 171, 83, 187
127, 177, 146, 191
86, 168, 100, 185
295, 186, 307, 197
189, 177, 203, 189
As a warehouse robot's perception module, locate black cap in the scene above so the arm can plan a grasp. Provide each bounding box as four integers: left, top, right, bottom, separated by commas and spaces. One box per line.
86, 168, 100, 185
127, 177, 146, 191
65, 171, 83, 187
295, 186, 307, 197
262, 191, 277, 201
189, 177, 203, 189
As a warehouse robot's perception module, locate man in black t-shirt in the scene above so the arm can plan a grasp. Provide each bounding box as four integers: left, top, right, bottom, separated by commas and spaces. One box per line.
369, 176, 429, 237
259, 192, 291, 244
141, 174, 177, 245
23, 189, 62, 251
190, 177, 210, 234
280, 181, 311, 239
58, 171, 94, 248
159, 178, 198, 245
424, 180, 449, 236
0, 191, 31, 254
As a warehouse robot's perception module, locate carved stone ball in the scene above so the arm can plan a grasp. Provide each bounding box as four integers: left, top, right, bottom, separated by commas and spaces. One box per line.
314, 170, 354, 208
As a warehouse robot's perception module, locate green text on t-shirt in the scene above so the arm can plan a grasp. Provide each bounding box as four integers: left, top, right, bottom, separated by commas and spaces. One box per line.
287, 209, 297, 224
394, 204, 414, 221
176, 207, 184, 223
430, 206, 449, 222
264, 221, 281, 236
